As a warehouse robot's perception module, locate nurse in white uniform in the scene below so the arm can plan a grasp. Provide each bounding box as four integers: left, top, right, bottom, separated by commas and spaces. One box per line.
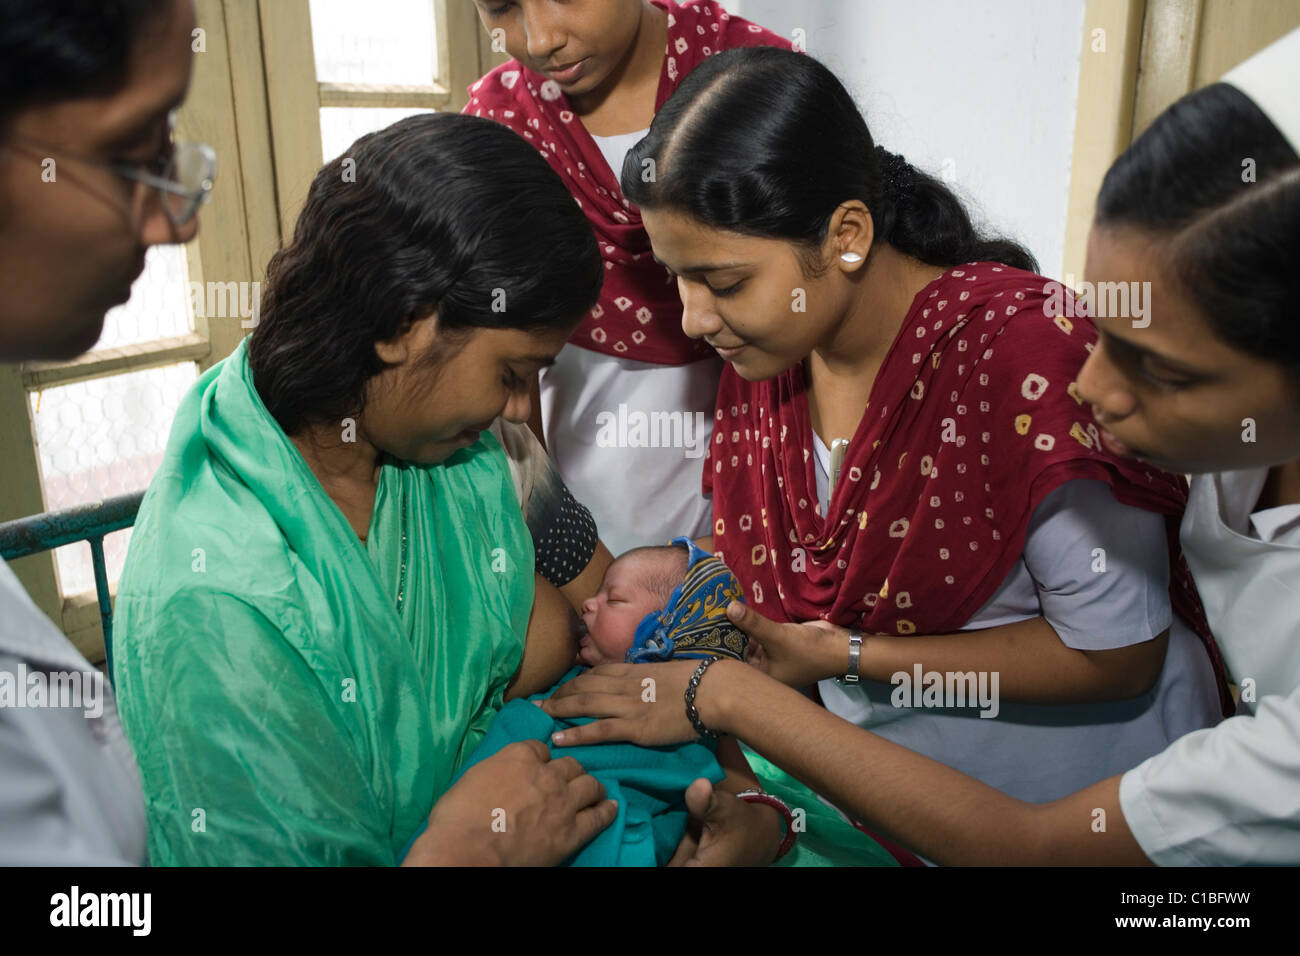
540, 27, 1300, 865
1098, 31, 1300, 863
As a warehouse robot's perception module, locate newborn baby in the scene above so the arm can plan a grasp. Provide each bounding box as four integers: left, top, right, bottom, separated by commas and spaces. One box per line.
451, 536, 749, 866
578, 537, 748, 667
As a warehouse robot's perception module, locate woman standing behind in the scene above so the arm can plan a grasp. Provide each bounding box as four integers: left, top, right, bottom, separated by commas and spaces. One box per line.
612, 47, 1230, 806
464, 0, 791, 555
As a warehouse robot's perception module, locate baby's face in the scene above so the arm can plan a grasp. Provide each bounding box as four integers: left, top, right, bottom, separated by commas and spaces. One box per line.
577, 555, 667, 666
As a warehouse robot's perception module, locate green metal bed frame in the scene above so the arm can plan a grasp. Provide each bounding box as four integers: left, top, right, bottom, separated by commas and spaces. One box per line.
0, 491, 145, 681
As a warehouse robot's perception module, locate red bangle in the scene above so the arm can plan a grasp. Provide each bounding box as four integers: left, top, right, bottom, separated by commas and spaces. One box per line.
737, 789, 798, 862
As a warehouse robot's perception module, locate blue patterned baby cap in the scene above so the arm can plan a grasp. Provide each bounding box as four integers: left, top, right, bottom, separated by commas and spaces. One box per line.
625, 536, 748, 664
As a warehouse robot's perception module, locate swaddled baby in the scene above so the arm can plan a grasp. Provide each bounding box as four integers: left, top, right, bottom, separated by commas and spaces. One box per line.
453, 536, 748, 866
577, 538, 748, 667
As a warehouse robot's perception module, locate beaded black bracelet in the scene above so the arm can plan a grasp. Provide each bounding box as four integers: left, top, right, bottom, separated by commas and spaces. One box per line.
684, 658, 722, 739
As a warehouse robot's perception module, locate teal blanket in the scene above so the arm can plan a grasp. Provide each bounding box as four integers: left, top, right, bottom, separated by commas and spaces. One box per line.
453, 667, 724, 866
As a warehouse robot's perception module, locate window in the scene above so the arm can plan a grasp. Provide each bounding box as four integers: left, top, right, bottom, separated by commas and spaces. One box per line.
310, 0, 503, 157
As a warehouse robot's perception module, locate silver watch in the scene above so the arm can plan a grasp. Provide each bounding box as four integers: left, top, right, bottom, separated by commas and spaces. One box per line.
838, 628, 863, 684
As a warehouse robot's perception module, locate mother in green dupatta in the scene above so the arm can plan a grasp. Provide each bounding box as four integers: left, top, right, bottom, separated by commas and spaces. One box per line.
111, 113, 633, 865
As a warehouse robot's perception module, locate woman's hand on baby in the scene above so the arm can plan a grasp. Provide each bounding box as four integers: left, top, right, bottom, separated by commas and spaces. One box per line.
410, 740, 617, 866
538, 659, 725, 746
728, 601, 849, 687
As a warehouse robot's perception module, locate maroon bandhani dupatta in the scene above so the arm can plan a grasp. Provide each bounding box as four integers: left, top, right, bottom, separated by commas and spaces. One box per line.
463, 0, 793, 365
705, 263, 1234, 717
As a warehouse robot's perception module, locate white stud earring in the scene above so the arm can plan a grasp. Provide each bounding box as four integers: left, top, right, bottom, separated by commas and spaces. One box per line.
840, 252, 863, 263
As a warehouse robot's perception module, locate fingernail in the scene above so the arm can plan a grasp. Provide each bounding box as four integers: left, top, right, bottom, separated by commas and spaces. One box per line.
727, 602, 742, 619
532, 700, 544, 707
551, 731, 565, 744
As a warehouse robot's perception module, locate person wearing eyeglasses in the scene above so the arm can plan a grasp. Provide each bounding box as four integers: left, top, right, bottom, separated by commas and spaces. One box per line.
0, 0, 205, 867
0, 0, 617, 867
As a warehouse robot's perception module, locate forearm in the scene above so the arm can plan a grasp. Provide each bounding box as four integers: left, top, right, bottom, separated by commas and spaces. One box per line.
401, 826, 480, 866
697, 661, 1150, 865
557, 540, 613, 616
714, 734, 785, 861
714, 735, 758, 792
824, 618, 1168, 704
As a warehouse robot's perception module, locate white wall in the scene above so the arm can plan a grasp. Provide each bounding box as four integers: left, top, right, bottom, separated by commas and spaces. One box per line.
726, 0, 1086, 278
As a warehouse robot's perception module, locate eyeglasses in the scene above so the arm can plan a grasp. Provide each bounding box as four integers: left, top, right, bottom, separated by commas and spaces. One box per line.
5, 116, 216, 228
110, 140, 217, 227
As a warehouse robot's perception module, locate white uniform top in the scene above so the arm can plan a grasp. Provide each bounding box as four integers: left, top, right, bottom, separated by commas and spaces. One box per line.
539, 127, 716, 556
0, 558, 146, 864
1120, 468, 1300, 864
809, 432, 1223, 804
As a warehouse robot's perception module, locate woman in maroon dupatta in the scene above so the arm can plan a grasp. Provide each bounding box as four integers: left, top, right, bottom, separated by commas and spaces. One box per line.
463, 0, 793, 556
545, 47, 1232, 819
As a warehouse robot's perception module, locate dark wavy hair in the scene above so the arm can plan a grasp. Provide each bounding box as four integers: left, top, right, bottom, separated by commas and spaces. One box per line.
0, 0, 169, 132
249, 113, 603, 434
1096, 82, 1300, 380
621, 46, 1036, 276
